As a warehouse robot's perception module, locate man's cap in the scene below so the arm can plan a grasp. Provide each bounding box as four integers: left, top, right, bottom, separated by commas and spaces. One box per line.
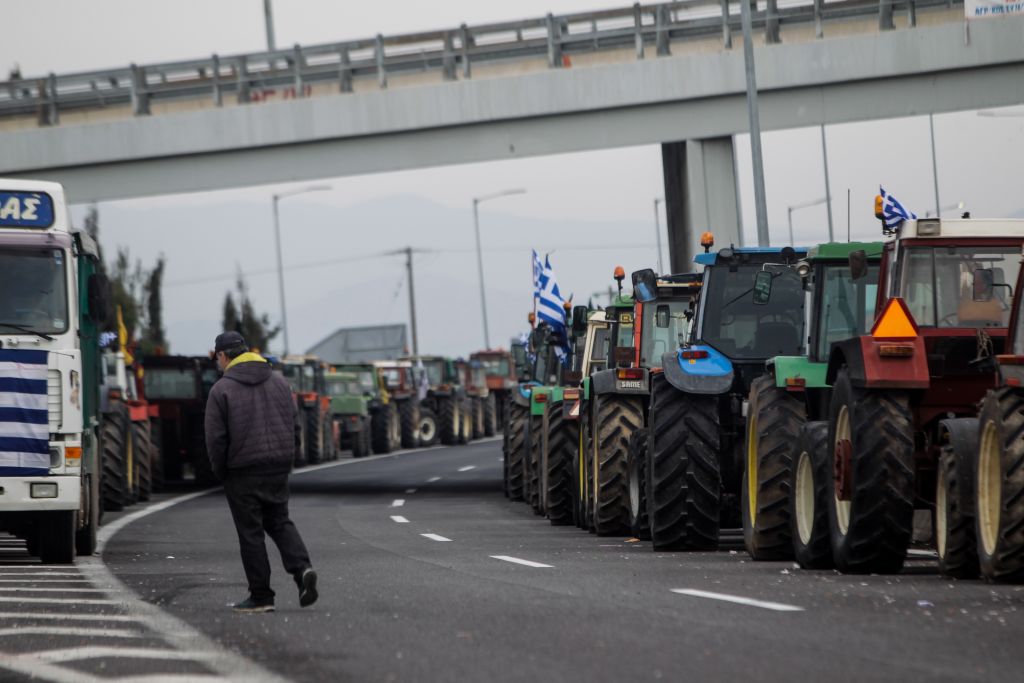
214, 331, 246, 353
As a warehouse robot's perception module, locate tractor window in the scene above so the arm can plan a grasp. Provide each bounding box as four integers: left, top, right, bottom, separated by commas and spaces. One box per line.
479, 357, 510, 377
639, 300, 692, 367
143, 368, 198, 400
422, 361, 444, 387
815, 264, 880, 361
700, 264, 804, 359
900, 246, 1021, 328
590, 327, 609, 367
281, 365, 303, 393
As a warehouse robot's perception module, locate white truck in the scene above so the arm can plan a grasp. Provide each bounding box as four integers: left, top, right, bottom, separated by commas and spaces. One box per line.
0, 179, 106, 563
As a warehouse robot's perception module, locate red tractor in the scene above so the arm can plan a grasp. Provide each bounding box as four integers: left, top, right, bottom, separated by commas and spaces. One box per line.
278, 356, 337, 466
471, 349, 517, 431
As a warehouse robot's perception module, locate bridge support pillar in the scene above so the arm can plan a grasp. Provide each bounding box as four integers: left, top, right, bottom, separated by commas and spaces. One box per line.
661, 137, 742, 273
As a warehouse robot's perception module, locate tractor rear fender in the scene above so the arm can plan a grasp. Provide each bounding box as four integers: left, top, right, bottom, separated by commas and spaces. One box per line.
591, 367, 650, 395
512, 384, 534, 407
660, 347, 732, 395
826, 336, 929, 389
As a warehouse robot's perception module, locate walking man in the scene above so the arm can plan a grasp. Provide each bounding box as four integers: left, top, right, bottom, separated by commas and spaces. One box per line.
205, 331, 318, 613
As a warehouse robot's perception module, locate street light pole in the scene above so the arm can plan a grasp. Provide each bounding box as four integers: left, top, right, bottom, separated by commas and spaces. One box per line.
472, 188, 526, 349
272, 184, 331, 356
820, 125, 835, 241
739, 0, 770, 246
263, 0, 276, 51
653, 198, 665, 274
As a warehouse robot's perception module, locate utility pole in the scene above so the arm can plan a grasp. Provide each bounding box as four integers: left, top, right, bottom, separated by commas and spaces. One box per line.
820, 125, 834, 242
263, 0, 277, 52
404, 247, 419, 355
653, 198, 665, 274
739, 0, 769, 246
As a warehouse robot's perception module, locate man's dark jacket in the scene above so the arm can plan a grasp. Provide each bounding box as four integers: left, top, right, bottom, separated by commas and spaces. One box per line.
204, 356, 297, 481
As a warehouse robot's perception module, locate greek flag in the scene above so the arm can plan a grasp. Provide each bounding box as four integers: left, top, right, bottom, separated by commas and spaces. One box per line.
0, 350, 50, 475
537, 255, 567, 330
880, 186, 917, 231
532, 250, 544, 299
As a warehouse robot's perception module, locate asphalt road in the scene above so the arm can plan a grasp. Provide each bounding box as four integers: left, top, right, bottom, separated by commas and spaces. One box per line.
3, 439, 1023, 682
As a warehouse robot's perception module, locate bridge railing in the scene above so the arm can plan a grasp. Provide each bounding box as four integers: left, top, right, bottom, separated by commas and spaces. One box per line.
1, 0, 959, 126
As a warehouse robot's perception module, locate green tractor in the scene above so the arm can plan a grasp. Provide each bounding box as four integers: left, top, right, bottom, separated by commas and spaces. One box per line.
740, 243, 882, 565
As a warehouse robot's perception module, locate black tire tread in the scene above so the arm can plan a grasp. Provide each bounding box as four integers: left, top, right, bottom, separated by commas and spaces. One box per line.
594, 395, 643, 536
506, 402, 528, 501
791, 421, 833, 569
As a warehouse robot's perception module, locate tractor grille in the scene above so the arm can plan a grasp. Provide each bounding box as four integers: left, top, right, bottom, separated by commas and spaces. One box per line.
47, 369, 62, 430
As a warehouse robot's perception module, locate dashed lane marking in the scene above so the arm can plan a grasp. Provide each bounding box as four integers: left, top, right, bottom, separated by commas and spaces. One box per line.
427, 477, 442, 482
457, 466, 476, 472
671, 589, 804, 612
390, 516, 410, 524
391, 499, 405, 507
490, 556, 553, 568
421, 534, 453, 542
405, 488, 417, 494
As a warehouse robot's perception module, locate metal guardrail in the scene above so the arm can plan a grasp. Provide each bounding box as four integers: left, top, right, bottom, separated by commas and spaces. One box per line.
2, 0, 959, 126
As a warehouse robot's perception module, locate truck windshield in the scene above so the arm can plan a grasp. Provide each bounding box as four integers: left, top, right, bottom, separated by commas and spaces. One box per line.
816, 264, 880, 360
899, 246, 1021, 328
700, 264, 804, 359
479, 357, 510, 377
639, 299, 692, 367
144, 368, 199, 400
0, 246, 68, 334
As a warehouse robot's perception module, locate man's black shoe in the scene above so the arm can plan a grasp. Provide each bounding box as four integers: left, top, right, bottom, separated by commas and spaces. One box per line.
232, 597, 275, 613
298, 568, 318, 607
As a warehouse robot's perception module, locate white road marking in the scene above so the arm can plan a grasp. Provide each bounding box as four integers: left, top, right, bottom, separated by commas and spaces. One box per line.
0, 579, 91, 583
457, 465, 476, 472
0, 596, 118, 605
0, 587, 106, 593
390, 516, 410, 524
391, 499, 405, 507
671, 589, 804, 612
490, 555, 553, 568
0, 612, 145, 623
421, 533, 453, 542
427, 476, 442, 482
405, 488, 417, 494
29, 646, 218, 663
0, 626, 141, 638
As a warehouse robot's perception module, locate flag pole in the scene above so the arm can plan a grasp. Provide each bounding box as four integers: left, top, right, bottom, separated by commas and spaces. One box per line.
531, 251, 538, 330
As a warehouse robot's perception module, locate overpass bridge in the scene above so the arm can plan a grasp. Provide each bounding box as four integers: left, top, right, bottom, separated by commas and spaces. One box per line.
1, 0, 1021, 268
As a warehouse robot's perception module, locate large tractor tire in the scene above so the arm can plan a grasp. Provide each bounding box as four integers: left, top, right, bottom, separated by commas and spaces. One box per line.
419, 408, 440, 447
827, 369, 914, 574
647, 374, 721, 551
149, 420, 165, 494
101, 403, 130, 512
742, 375, 806, 560
458, 399, 472, 445
592, 394, 643, 536
439, 397, 459, 446
388, 403, 401, 451
306, 406, 325, 465
791, 421, 833, 569
38, 511, 76, 565
484, 395, 497, 437
976, 388, 1024, 582
571, 418, 585, 529
350, 417, 372, 458
546, 406, 576, 526
472, 397, 484, 440
628, 430, 650, 540
936, 437, 979, 579
399, 399, 420, 449
371, 406, 394, 454
132, 418, 153, 503
323, 414, 337, 462
506, 402, 528, 501
528, 414, 544, 514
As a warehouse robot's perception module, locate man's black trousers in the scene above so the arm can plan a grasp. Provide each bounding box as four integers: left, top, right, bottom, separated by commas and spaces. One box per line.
224, 471, 311, 602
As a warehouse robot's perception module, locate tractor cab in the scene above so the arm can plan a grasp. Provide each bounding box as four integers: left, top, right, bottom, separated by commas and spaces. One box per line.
630, 270, 703, 369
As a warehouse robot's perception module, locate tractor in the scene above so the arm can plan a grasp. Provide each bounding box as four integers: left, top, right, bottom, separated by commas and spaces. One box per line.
374, 360, 420, 449
461, 358, 495, 439
403, 355, 470, 446
471, 349, 517, 431
278, 356, 337, 466
644, 244, 806, 551
324, 365, 378, 458
739, 242, 883, 565
817, 212, 1024, 575
99, 345, 158, 507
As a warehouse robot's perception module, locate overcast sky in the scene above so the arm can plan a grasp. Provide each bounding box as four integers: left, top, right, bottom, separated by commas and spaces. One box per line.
3, 1, 1023, 356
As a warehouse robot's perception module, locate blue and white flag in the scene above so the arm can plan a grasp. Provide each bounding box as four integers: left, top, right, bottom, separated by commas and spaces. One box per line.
0, 350, 49, 475
880, 186, 917, 231
537, 255, 567, 330
532, 250, 544, 299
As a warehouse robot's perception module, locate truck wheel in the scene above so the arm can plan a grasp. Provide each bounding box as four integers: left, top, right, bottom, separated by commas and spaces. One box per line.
484, 395, 497, 437
439, 397, 458, 446
399, 399, 420, 449
101, 404, 130, 512
132, 419, 153, 503
306, 406, 325, 465
936, 439, 979, 579
976, 388, 1024, 582
506, 402, 528, 501
76, 431, 100, 557
628, 430, 650, 540
528, 414, 544, 513
149, 420, 165, 493
742, 375, 806, 560
593, 394, 643, 536
371, 406, 393, 454
647, 374, 721, 551
547, 407, 576, 526
419, 408, 439, 447
791, 421, 833, 569
827, 369, 914, 574
39, 511, 76, 564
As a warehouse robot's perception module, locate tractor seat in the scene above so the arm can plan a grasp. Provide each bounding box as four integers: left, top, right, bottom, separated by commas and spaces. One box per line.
753, 322, 800, 357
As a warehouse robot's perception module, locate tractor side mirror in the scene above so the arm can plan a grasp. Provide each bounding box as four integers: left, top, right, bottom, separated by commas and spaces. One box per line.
631, 268, 658, 303
86, 273, 111, 324
752, 271, 773, 306
572, 305, 588, 333
848, 250, 868, 281
973, 268, 995, 302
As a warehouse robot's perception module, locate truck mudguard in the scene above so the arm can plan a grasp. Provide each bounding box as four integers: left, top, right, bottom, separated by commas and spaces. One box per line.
661, 347, 733, 395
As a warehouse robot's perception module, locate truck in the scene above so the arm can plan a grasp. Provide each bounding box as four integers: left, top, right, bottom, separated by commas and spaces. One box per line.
644, 244, 806, 551
140, 354, 218, 486
739, 243, 882, 565
0, 180, 107, 563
